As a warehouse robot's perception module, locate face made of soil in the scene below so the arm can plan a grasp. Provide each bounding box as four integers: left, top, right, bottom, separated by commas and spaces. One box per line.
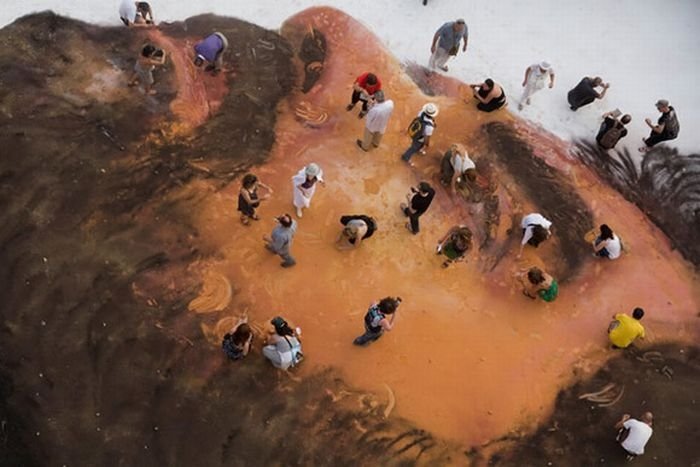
183, 8, 700, 446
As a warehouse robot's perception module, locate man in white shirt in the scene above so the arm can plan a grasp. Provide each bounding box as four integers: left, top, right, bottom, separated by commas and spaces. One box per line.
615, 412, 654, 458
356, 91, 394, 151
440, 143, 475, 194
518, 212, 552, 257
518, 61, 555, 110
119, 0, 154, 27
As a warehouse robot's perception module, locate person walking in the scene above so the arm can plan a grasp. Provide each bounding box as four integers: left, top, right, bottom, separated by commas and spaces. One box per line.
400, 182, 435, 234
518, 61, 555, 110
263, 316, 303, 370
193, 32, 229, 75
567, 76, 610, 111
263, 214, 298, 268
221, 316, 253, 361
357, 90, 394, 151
292, 163, 324, 218
237, 173, 273, 225
640, 99, 679, 152
469, 79, 507, 112
615, 412, 654, 460
401, 103, 438, 166
336, 215, 377, 250
520, 267, 558, 302
436, 226, 472, 268
429, 19, 468, 72
346, 72, 382, 118
439, 143, 475, 194
592, 224, 622, 260
608, 307, 645, 349
596, 110, 632, 150
518, 212, 553, 257
128, 44, 165, 95
353, 297, 402, 346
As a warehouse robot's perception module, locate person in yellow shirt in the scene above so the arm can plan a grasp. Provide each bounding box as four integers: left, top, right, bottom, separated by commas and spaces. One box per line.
608, 308, 646, 348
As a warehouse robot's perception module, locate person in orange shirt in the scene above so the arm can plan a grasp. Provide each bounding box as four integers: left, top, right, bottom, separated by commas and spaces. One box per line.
608, 307, 646, 348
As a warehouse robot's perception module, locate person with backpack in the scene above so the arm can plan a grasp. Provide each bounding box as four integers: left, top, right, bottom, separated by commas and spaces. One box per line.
436, 225, 472, 268
353, 297, 402, 346
520, 267, 558, 302
640, 100, 679, 152
439, 143, 475, 194
193, 32, 229, 75
263, 316, 303, 370
608, 307, 645, 349
429, 19, 468, 72
400, 181, 435, 234
336, 215, 377, 250
221, 317, 253, 361
592, 224, 622, 260
518, 212, 553, 257
128, 44, 166, 95
357, 90, 394, 151
346, 72, 382, 118
567, 76, 610, 111
401, 103, 439, 166
596, 110, 632, 150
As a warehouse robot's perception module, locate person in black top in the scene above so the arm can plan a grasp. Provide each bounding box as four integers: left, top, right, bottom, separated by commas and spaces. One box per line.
596, 110, 632, 150
237, 173, 273, 225
640, 99, 679, 152
400, 181, 435, 234
469, 78, 507, 112
567, 76, 609, 111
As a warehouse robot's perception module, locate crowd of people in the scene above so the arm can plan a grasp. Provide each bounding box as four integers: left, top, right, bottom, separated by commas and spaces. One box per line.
118, 2, 663, 458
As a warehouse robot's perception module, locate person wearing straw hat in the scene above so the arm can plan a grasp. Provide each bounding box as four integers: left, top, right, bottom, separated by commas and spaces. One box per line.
429, 19, 468, 72
401, 103, 439, 166
518, 61, 555, 110
291, 162, 325, 218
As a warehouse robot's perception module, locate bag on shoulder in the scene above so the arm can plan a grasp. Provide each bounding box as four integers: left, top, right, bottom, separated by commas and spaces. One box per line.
599, 125, 624, 149
665, 110, 680, 138
407, 116, 425, 140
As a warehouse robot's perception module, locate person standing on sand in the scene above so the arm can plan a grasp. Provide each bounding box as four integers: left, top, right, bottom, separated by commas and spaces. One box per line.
596, 110, 631, 150
440, 143, 475, 194
353, 297, 402, 346
237, 173, 273, 226
608, 307, 645, 349
520, 267, 558, 302
193, 32, 229, 75
292, 163, 325, 218
429, 19, 468, 72
639, 99, 679, 152
128, 44, 165, 95
400, 181, 435, 234
615, 412, 654, 460
263, 214, 297, 268
401, 103, 438, 166
567, 76, 610, 111
357, 90, 394, 151
346, 72, 382, 118
518, 61, 555, 110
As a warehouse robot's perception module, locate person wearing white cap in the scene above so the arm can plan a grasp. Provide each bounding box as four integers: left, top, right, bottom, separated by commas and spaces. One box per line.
518, 61, 555, 110
401, 103, 439, 166
291, 163, 325, 218
639, 99, 679, 152
429, 19, 468, 72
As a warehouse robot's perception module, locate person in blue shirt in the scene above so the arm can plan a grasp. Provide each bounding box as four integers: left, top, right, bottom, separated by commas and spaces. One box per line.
193, 32, 229, 74
429, 19, 468, 72
263, 214, 298, 268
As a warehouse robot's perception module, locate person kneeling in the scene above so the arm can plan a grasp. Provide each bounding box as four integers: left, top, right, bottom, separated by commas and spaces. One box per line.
592, 224, 622, 260
353, 297, 402, 346
336, 215, 377, 250
262, 317, 303, 370
469, 79, 506, 112
221, 317, 253, 361
436, 226, 472, 268
520, 267, 558, 302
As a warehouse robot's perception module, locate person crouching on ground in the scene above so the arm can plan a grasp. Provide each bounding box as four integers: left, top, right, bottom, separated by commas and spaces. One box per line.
520, 267, 558, 302
440, 143, 475, 195
640, 99, 679, 152
193, 32, 229, 75
357, 90, 394, 151
263, 214, 297, 268
567, 76, 609, 111
353, 297, 402, 346
128, 44, 165, 95
292, 162, 325, 218
592, 224, 622, 260
597, 110, 631, 150
119, 1, 154, 26
336, 215, 377, 250
436, 226, 472, 268
237, 173, 273, 225
615, 412, 654, 460
346, 72, 382, 118
469, 79, 506, 112
400, 181, 435, 234
518, 212, 553, 257
401, 103, 438, 166
221, 316, 253, 361
263, 316, 303, 370
608, 307, 645, 349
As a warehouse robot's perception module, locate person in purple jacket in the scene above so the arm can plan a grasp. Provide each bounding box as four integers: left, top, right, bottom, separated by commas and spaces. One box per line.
193, 32, 229, 74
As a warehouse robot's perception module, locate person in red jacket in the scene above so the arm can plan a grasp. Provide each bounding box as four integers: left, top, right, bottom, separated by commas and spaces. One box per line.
346, 72, 382, 118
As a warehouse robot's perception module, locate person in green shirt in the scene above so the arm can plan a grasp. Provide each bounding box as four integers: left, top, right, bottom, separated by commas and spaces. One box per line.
608, 308, 646, 348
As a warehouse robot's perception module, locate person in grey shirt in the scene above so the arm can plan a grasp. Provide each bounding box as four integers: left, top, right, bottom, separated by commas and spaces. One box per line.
429, 19, 468, 72
263, 214, 297, 267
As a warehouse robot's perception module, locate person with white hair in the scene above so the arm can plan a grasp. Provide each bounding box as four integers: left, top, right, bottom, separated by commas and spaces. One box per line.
429, 19, 469, 72
291, 163, 325, 218
518, 61, 555, 110
401, 103, 439, 166
356, 90, 394, 151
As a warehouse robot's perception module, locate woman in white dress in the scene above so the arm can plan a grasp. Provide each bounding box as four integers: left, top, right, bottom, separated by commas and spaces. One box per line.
292, 162, 325, 218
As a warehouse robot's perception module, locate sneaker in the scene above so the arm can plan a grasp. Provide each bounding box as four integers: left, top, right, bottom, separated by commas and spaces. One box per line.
358, 110, 367, 118
356, 139, 367, 151
281, 261, 296, 268
439, 65, 449, 72
346, 104, 355, 111
526, 98, 531, 105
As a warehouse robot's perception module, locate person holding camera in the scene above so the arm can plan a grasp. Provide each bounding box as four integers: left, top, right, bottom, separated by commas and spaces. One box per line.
193, 32, 229, 75
567, 76, 610, 111
596, 110, 632, 150
263, 214, 298, 268
353, 297, 402, 346
128, 44, 166, 95
400, 181, 435, 234
429, 19, 468, 72
263, 317, 303, 370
